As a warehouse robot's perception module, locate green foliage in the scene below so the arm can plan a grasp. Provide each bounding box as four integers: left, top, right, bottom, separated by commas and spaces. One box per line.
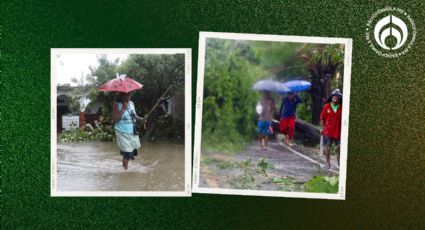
272, 176, 304, 192
201, 39, 346, 151
230, 174, 260, 190
230, 158, 275, 189
202, 157, 276, 189
58, 124, 115, 142
295, 91, 312, 123
217, 160, 235, 170
87, 55, 120, 121
202, 155, 338, 193
87, 53, 185, 118
68, 94, 81, 113
304, 176, 339, 193
272, 176, 295, 183
84, 54, 185, 141
202, 157, 235, 170
201, 157, 221, 166
152, 115, 184, 142
230, 158, 258, 189
272, 175, 339, 193
331, 71, 343, 92
236, 158, 254, 171
249, 41, 301, 70
202, 39, 265, 152
306, 44, 345, 88
118, 54, 185, 115
296, 103, 312, 123
307, 44, 344, 67
257, 157, 275, 176
66, 72, 93, 114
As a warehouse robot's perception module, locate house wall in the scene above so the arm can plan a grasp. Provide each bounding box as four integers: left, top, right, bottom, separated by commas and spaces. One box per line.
57, 85, 100, 132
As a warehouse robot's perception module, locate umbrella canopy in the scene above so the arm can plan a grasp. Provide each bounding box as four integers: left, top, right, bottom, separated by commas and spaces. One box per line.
253, 79, 289, 92
98, 74, 143, 93
280, 80, 311, 93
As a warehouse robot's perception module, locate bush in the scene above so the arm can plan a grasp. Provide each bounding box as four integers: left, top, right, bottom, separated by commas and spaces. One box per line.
152, 115, 184, 142
304, 176, 339, 193
273, 176, 304, 192
58, 124, 115, 142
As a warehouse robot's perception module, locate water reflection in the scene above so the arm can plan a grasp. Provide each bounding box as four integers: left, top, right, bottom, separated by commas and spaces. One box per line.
57, 141, 185, 191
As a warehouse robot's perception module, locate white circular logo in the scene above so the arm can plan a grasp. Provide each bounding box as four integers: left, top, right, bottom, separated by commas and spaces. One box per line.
366, 7, 416, 58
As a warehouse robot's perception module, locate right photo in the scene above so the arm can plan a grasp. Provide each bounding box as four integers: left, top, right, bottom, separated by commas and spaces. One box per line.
193, 32, 352, 199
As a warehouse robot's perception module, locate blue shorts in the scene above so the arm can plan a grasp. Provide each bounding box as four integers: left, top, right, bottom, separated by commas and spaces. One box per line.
257, 120, 272, 136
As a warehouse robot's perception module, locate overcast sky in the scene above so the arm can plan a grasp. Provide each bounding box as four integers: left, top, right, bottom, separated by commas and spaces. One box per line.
56, 53, 128, 86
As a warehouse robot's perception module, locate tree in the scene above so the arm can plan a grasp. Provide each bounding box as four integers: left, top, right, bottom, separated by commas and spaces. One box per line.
202, 39, 264, 152
254, 43, 345, 125
70, 72, 92, 113
118, 54, 185, 141
300, 44, 344, 125
87, 55, 120, 123
88, 54, 185, 141
201, 39, 345, 150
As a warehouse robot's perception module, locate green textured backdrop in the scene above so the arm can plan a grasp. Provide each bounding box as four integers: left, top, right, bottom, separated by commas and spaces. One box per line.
2, 0, 424, 228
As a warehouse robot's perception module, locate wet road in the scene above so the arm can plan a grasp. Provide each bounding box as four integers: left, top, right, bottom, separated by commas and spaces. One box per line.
57, 142, 185, 192
199, 141, 339, 190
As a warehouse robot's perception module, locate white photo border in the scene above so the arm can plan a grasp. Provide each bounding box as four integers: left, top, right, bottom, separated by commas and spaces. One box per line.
193, 32, 352, 200
51, 48, 192, 197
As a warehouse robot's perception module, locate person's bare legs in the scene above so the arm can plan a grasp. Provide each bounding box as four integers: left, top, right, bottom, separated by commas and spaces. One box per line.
284, 134, 290, 145
264, 135, 269, 150
325, 145, 331, 169
280, 132, 287, 144
287, 134, 294, 146
288, 118, 295, 146
258, 134, 264, 149
336, 145, 340, 166
288, 138, 294, 147
122, 159, 129, 170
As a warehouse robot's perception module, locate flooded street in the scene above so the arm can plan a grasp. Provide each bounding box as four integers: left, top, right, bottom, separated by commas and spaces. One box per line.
57, 141, 185, 191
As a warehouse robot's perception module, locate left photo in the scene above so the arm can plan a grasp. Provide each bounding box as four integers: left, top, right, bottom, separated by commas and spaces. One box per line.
51, 49, 191, 196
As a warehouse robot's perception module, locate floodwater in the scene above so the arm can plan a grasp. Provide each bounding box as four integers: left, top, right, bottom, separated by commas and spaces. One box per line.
56, 141, 185, 191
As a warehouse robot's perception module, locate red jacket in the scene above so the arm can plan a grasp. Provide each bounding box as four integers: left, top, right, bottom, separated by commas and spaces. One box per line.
320, 103, 342, 139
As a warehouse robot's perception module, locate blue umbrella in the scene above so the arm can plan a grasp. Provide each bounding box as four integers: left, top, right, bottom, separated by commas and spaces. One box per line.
253, 79, 289, 92
280, 80, 311, 93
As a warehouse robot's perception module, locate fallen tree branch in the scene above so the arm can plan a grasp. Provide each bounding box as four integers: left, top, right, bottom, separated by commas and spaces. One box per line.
142, 85, 172, 121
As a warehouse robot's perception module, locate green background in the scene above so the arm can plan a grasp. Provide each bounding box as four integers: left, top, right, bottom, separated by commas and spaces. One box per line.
2, 0, 424, 228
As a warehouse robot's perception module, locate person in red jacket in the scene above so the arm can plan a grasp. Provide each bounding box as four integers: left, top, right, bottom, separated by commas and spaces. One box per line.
320, 89, 343, 169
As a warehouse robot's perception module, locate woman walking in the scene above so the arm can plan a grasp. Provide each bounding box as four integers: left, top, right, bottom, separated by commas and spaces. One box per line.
113, 92, 144, 170
99, 74, 144, 170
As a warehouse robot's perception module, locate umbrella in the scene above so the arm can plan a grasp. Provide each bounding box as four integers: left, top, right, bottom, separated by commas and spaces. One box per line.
280, 80, 311, 93
98, 74, 143, 93
253, 79, 289, 92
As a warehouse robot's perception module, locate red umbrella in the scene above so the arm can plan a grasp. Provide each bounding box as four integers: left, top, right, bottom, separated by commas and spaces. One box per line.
98, 74, 143, 93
